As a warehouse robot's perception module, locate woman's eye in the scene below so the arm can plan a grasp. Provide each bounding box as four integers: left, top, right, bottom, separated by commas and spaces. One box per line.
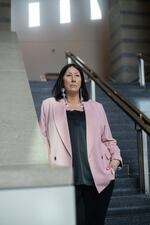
65, 73, 80, 77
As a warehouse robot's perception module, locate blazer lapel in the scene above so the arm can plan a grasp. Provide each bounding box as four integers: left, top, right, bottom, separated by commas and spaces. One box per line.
53, 99, 72, 157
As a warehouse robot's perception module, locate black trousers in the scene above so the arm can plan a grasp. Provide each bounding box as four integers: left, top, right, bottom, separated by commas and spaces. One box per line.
75, 180, 115, 225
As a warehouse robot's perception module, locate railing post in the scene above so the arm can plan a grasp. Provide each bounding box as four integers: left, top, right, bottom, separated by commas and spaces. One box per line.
135, 124, 149, 194
138, 57, 145, 87
67, 57, 72, 64
91, 80, 96, 101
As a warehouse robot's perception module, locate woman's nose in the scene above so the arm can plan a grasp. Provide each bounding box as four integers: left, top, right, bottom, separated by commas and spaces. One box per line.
71, 75, 76, 81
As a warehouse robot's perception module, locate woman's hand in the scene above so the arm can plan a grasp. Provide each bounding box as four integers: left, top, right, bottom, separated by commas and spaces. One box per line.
107, 159, 120, 173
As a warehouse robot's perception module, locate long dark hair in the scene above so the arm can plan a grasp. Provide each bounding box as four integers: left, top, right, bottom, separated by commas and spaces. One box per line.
52, 63, 89, 101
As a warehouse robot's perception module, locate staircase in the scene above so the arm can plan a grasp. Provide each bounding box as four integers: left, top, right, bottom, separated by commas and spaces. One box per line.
95, 84, 150, 225
30, 80, 150, 225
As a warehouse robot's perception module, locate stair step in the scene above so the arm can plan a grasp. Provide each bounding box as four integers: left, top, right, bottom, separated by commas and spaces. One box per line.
114, 176, 138, 189
110, 123, 134, 130
111, 176, 139, 196
116, 164, 129, 177
113, 132, 136, 140
117, 140, 137, 149
109, 194, 150, 210
106, 194, 150, 225
120, 150, 138, 162
106, 213, 150, 225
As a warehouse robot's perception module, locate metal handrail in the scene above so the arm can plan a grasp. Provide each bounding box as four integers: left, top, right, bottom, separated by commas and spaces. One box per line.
137, 53, 150, 64
65, 51, 150, 135
137, 53, 150, 87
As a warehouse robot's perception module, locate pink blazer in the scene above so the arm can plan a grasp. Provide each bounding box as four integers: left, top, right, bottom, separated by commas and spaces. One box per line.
40, 97, 122, 193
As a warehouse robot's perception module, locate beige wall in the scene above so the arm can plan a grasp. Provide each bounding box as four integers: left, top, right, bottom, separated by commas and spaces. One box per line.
11, 0, 111, 80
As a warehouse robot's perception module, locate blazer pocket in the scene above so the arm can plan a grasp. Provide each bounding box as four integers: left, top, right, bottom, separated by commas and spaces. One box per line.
104, 153, 116, 178
102, 151, 111, 169
104, 150, 112, 160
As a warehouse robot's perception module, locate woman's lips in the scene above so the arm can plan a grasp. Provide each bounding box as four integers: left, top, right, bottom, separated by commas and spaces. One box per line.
70, 84, 77, 87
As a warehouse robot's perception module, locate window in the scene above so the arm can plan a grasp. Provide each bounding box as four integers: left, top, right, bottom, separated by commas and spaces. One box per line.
28, 2, 40, 27
60, 0, 71, 24
90, 0, 102, 20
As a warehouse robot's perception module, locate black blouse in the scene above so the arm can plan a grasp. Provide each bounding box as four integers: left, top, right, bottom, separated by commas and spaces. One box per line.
66, 110, 94, 186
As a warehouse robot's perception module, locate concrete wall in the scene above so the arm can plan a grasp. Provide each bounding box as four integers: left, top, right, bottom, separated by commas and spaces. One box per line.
109, 0, 150, 82
0, 32, 75, 224
0, 0, 10, 31
0, 32, 47, 165
11, 0, 111, 81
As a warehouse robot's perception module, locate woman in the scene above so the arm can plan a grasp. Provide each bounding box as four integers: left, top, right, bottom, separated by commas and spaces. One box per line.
40, 63, 122, 225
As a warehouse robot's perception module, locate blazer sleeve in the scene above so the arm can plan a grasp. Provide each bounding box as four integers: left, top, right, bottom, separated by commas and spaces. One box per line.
40, 100, 51, 162
100, 105, 123, 168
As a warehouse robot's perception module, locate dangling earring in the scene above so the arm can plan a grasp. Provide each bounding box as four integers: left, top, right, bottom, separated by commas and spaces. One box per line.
80, 88, 83, 102
61, 88, 66, 99
61, 88, 69, 107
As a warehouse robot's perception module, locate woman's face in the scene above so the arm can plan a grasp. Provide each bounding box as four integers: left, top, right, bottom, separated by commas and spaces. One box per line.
63, 66, 82, 95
